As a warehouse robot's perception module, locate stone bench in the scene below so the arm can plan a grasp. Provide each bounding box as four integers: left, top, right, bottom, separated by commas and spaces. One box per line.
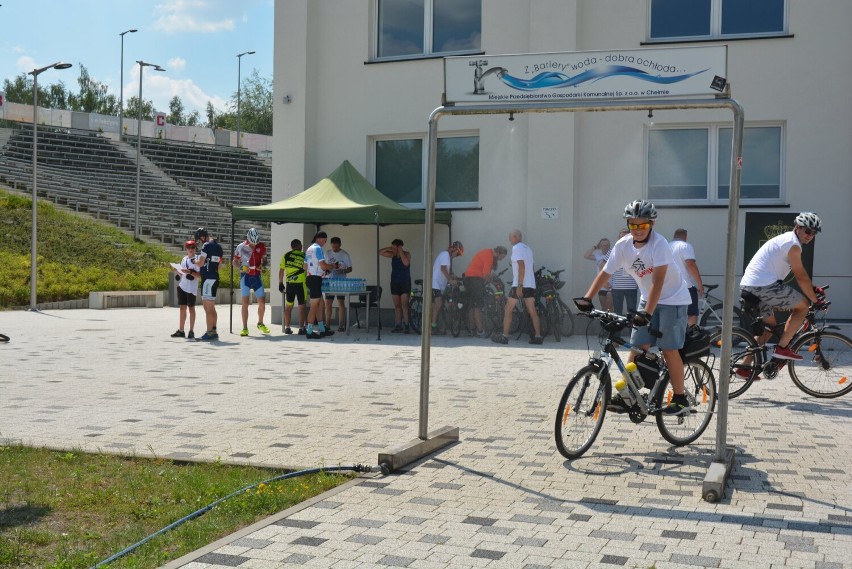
89, 290, 164, 309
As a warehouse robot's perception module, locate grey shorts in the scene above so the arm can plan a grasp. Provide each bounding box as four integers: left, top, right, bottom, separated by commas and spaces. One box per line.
741, 282, 803, 318
630, 302, 687, 351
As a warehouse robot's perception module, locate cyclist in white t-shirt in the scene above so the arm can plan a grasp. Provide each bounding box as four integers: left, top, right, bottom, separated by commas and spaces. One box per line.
493, 229, 543, 345
669, 228, 704, 326
576, 200, 692, 415
740, 212, 825, 361
430, 241, 464, 333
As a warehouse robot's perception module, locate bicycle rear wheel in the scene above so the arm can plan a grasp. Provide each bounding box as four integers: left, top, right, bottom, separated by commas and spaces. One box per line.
558, 300, 575, 338
408, 298, 422, 335
447, 303, 463, 337
706, 327, 761, 399
555, 365, 610, 459
789, 331, 852, 398
656, 359, 717, 446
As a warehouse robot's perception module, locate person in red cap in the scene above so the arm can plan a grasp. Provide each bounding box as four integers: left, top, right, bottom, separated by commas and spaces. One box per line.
171, 240, 201, 339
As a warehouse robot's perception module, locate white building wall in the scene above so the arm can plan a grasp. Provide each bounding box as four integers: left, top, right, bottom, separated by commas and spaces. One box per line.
273, 0, 852, 318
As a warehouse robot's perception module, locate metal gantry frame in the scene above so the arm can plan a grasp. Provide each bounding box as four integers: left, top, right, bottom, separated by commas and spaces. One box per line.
412, 96, 743, 500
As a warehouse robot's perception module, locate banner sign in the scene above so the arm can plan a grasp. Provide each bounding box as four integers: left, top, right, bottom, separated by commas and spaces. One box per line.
444, 46, 727, 104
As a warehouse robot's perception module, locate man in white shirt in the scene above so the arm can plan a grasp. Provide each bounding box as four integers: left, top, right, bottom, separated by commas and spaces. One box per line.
740, 212, 824, 361
576, 200, 692, 415
324, 236, 353, 332
493, 229, 543, 345
304, 231, 336, 339
430, 241, 464, 333
669, 228, 704, 326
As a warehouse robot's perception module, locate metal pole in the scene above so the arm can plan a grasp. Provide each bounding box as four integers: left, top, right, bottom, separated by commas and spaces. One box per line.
29, 73, 39, 310
29, 62, 71, 310
118, 29, 137, 139
235, 51, 255, 149
135, 62, 143, 239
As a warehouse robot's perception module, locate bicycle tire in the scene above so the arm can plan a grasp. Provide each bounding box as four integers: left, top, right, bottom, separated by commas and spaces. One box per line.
447, 303, 463, 337
788, 331, 852, 398
510, 303, 523, 338
699, 303, 745, 331
656, 359, 717, 446
558, 299, 575, 338
484, 297, 504, 337
706, 327, 762, 399
547, 301, 561, 342
554, 365, 611, 459
408, 298, 423, 335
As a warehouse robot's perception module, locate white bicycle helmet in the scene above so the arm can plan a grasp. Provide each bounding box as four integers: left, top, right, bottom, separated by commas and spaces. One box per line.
623, 199, 657, 220
794, 212, 822, 233
246, 227, 260, 244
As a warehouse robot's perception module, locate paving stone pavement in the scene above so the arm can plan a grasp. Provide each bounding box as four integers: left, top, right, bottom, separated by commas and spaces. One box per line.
1, 307, 850, 569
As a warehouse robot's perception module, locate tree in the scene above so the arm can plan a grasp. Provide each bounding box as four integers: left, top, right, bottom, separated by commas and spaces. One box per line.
167, 96, 185, 125
229, 70, 273, 135
67, 64, 118, 115
186, 110, 201, 127
205, 101, 217, 129
2, 74, 51, 106
125, 96, 155, 121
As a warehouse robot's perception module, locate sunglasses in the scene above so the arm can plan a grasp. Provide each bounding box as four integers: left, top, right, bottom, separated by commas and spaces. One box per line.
627, 222, 652, 230
802, 228, 818, 236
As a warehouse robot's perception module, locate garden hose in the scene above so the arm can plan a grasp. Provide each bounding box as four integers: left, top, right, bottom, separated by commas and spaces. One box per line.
91, 463, 378, 568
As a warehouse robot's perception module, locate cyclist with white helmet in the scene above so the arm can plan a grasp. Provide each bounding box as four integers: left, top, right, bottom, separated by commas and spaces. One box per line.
233, 227, 270, 336
576, 200, 693, 415
740, 212, 825, 361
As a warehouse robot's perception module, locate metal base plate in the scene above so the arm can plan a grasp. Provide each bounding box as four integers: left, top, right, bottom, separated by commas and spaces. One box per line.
702, 445, 736, 503
377, 425, 459, 474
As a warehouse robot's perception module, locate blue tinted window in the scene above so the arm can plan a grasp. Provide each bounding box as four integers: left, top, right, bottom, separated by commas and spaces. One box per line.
721, 0, 785, 35
650, 0, 711, 39
433, 0, 481, 53
378, 0, 425, 58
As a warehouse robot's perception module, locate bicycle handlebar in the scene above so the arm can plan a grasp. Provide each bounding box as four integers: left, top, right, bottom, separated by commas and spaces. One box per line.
572, 300, 663, 338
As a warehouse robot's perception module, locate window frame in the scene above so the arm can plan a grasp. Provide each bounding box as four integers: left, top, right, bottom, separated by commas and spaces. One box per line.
370, 131, 481, 209
372, 0, 482, 62
645, 122, 785, 206
647, 0, 789, 43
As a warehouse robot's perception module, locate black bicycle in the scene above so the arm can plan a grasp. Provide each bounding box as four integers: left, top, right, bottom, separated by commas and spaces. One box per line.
408, 279, 424, 334
708, 286, 852, 399
554, 304, 717, 459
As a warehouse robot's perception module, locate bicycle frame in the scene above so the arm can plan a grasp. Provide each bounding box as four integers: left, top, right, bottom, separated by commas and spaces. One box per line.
595, 326, 668, 417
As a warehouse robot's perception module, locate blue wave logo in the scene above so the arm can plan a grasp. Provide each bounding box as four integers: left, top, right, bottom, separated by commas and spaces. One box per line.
496, 65, 707, 91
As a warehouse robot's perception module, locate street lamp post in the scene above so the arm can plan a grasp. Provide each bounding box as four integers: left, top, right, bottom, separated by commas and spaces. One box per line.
29, 61, 72, 311
236, 50, 255, 149
118, 28, 138, 139
134, 60, 165, 240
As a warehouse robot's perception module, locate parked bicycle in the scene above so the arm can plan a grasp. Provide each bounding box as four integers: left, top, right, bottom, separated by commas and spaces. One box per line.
407, 278, 465, 337
408, 279, 424, 334
708, 286, 852, 399
554, 303, 717, 460
536, 267, 575, 340
698, 283, 744, 330
481, 269, 509, 338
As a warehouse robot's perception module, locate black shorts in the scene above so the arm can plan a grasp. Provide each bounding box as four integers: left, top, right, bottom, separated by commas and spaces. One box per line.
285, 282, 306, 305
306, 275, 323, 299
431, 288, 444, 300
510, 287, 536, 299
463, 276, 486, 308
390, 281, 411, 296
687, 286, 699, 317
177, 288, 196, 306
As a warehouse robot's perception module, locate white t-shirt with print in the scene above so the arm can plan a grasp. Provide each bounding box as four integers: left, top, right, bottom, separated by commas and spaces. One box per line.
511, 242, 536, 288
603, 232, 690, 306
325, 248, 352, 278
305, 242, 326, 277
740, 231, 800, 287
432, 250, 451, 291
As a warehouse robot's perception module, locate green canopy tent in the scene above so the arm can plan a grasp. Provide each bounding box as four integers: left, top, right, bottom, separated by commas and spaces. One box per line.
229, 160, 452, 337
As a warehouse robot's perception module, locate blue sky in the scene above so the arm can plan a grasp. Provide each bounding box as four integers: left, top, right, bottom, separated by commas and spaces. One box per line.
0, 0, 274, 116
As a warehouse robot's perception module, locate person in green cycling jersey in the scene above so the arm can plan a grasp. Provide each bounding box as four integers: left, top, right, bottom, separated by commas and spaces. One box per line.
278, 239, 308, 335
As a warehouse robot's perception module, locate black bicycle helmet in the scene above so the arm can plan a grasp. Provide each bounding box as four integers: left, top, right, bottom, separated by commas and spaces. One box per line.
794, 212, 822, 233
194, 227, 209, 240
623, 200, 658, 220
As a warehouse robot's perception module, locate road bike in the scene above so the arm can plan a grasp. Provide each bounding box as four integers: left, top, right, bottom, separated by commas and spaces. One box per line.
554, 304, 717, 459
698, 283, 744, 330
708, 286, 852, 399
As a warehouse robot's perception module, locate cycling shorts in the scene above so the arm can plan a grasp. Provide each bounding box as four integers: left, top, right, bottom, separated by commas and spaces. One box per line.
201, 278, 219, 302
306, 275, 323, 299
285, 282, 307, 305
240, 274, 265, 299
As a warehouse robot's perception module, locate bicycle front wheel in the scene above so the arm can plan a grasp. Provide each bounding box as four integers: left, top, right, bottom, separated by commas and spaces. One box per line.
408, 298, 422, 335
706, 327, 761, 399
554, 366, 611, 459
447, 303, 463, 337
656, 359, 717, 446
789, 331, 852, 398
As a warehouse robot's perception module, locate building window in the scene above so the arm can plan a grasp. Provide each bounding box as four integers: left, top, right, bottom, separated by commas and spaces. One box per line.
376, 0, 481, 60
374, 134, 480, 207
647, 124, 783, 204
649, 0, 786, 41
